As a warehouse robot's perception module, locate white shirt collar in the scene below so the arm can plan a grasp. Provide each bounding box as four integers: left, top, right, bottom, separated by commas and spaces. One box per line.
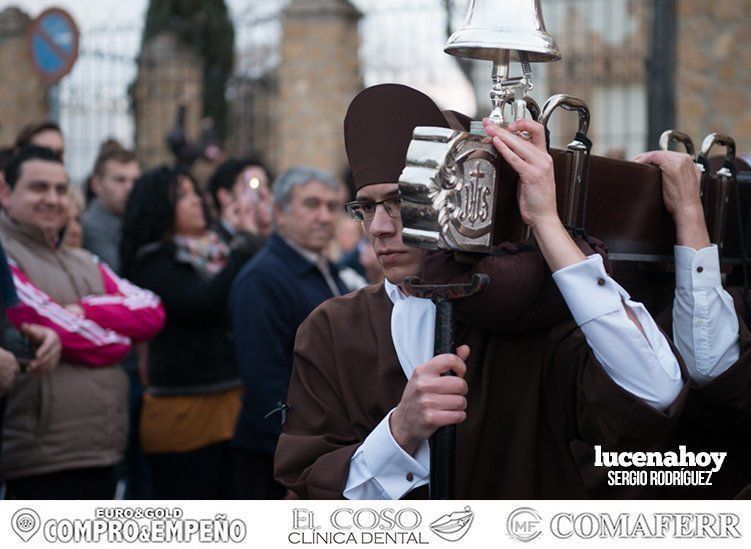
384, 279, 407, 303
384, 279, 435, 379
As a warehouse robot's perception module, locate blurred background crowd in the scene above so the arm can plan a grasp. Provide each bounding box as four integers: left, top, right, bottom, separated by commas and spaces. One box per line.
0, 117, 381, 500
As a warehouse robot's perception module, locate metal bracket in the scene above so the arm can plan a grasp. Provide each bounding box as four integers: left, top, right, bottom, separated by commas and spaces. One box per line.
537, 94, 592, 234
698, 133, 736, 252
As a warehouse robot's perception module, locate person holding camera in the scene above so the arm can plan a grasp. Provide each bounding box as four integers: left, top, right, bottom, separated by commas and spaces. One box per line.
207, 156, 273, 246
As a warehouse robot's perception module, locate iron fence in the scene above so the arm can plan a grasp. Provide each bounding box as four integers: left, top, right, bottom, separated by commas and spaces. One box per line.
55, 0, 657, 183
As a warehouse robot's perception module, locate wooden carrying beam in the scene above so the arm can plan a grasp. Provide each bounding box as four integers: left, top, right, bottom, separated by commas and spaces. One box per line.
492, 149, 749, 266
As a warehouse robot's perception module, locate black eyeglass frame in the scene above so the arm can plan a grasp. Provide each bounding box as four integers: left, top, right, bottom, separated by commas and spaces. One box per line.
344, 196, 402, 222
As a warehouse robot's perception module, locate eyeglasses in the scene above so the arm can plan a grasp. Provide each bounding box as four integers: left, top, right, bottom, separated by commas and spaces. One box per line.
344, 196, 401, 222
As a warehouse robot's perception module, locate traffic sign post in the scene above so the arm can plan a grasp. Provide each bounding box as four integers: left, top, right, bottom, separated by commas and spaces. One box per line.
27, 7, 80, 85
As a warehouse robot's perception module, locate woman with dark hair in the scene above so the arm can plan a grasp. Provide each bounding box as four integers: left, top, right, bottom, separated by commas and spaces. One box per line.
120, 167, 263, 499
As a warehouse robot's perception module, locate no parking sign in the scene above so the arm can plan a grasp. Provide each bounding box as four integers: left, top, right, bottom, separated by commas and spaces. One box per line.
27, 7, 80, 84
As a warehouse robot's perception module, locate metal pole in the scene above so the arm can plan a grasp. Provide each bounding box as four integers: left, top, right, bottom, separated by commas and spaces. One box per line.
647, 0, 676, 151
429, 297, 456, 500
48, 84, 60, 122
403, 274, 488, 500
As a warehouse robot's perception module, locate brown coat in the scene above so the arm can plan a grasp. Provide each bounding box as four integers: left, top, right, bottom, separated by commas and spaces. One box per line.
637, 288, 751, 499
0, 214, 128, 480
275, 282, 689, 499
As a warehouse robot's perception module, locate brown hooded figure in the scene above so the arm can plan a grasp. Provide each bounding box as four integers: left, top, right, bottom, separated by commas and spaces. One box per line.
274, 83, 688, 499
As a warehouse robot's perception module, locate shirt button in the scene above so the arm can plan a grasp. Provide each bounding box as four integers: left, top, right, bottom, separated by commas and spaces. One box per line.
697, 266, 704, 273
406, 472, 414, 482
597, 278, 606, 286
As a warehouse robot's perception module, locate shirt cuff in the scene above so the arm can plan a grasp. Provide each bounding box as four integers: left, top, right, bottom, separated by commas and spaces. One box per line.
552, 254, 628, 326
357, 409, 429, 499
674, 245, 721, 291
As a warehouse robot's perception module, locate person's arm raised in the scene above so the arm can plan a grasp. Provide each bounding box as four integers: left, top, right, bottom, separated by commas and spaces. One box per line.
633, 150, 709, 250
486, 119, 683, 410
635, 149, 739, 385
482, 118, 586, 271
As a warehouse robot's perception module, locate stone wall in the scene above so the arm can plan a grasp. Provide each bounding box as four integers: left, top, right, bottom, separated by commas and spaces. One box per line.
0, 7, 49, 146
131, 32, 203, 169
278, 0, 363, 179
676, 0, 751, 155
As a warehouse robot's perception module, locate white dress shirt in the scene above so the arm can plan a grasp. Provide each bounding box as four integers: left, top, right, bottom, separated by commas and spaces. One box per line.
672, 245, 740, 384
343, 254, 684, 500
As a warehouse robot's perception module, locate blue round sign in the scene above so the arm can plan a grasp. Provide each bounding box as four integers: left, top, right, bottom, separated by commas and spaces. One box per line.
27, 8, 79, 84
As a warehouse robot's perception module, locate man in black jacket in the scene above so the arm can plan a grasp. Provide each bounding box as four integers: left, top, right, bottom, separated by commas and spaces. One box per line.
229, 166, 348, 499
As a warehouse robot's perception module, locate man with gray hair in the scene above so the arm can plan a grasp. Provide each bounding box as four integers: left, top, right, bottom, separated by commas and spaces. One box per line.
228, 166, 348, 498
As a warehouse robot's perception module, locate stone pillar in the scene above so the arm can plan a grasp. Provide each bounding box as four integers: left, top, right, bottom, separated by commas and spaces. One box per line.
676, 0, 751, 154
279, 0, 363, 178
0, 7, 50, 145
132, 32, 203, 169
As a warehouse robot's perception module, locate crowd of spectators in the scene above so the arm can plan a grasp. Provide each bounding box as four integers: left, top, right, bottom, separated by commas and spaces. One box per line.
0, 120, 377, 499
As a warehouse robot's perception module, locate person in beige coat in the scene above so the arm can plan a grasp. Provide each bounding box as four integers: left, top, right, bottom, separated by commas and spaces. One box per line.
0, 146, 165, 499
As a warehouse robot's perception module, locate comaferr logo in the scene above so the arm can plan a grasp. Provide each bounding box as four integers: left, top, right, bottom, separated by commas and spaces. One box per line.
506, 507, 542, 542
550, 513, 741, 539
506, 509, 741, 542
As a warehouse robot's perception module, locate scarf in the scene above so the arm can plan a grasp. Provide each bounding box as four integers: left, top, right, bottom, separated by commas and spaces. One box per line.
174, 231, 230, 277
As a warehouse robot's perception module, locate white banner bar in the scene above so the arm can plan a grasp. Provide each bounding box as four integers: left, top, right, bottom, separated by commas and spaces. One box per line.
1, 500, 750, 548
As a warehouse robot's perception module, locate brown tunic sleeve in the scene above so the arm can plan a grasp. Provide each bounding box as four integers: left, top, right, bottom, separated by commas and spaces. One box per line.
274, 284, 405, 499
544, 322, 689, 450
537, 323, 691, 497
274, 308, 360, 499
420, 235, 610, 333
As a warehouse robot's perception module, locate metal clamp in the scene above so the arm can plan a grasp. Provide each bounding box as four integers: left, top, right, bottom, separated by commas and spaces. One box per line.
539, 94, 592, 233
540, 94, 590, 145
699, 132, 736, 175
658, 129, 696, 158
698, 133, 736, 251
659, 129, 708, 219
500, 94, 540, 122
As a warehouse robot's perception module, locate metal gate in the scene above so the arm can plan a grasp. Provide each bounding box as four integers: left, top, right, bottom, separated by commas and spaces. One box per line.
57, 0, 658, 183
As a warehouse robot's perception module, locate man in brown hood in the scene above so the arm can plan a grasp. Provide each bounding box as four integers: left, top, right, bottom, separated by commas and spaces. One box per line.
275, 84, 688, 499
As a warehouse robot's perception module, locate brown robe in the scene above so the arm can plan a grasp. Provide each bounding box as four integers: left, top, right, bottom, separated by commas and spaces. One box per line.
638, 287, 751, 499
602, 259, 751, 498
274, 281, 689, 499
